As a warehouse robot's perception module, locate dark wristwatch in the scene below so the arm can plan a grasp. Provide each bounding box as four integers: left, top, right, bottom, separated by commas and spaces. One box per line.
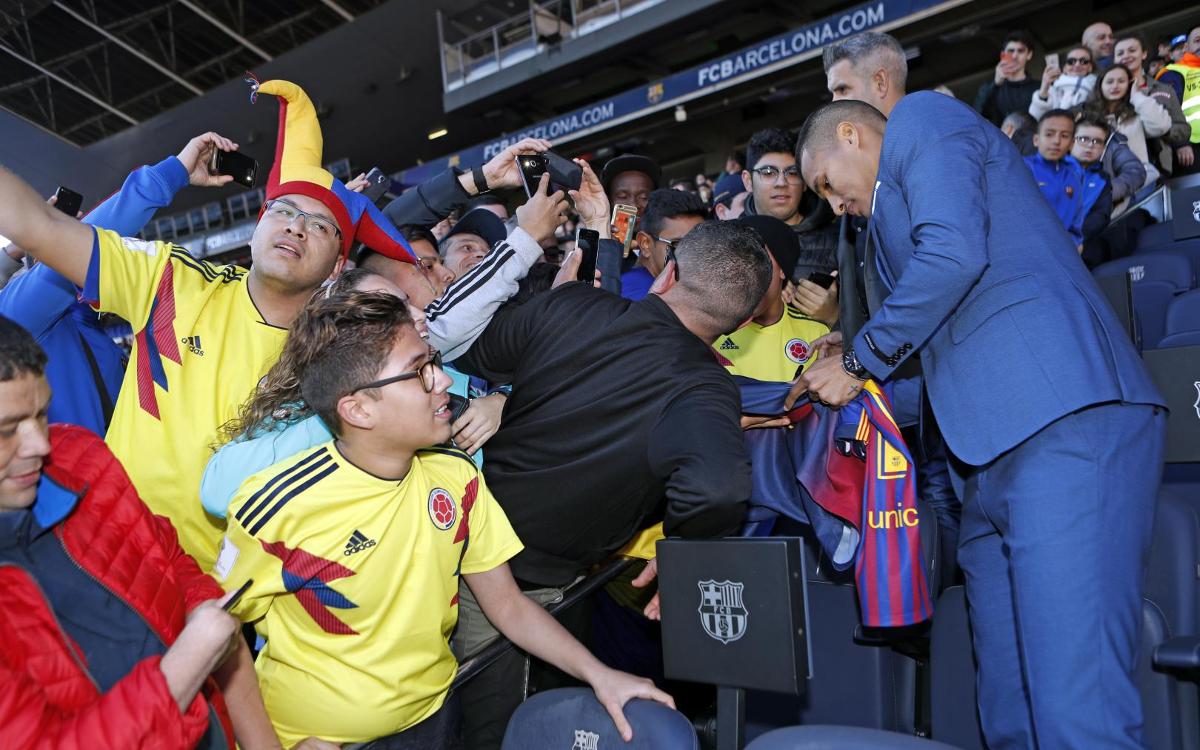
842, 348, 869, 380
471, 165, 490, 194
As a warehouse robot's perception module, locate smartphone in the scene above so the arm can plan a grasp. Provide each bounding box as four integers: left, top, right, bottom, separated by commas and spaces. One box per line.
1045, 53, 1060, 70
611, 203, 638, 257
53, 187, 83, 216
222, 578, 254, 611
575, 227, 599, 283
362, 167, 390, 203
807, 271, 836, 289
209, 149, 258, 189
516, 151, 583, 197
517, 154, 548, 197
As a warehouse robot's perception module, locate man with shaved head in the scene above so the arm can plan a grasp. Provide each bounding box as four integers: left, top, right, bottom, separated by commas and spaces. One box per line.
794, 93, 1164, 749
1083, 21, 1115, 67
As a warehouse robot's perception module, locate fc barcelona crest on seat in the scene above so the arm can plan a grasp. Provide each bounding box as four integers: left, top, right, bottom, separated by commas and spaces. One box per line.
698, 579, 748, 644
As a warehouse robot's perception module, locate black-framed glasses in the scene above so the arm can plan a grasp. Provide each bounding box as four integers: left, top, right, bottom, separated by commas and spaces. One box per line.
350, 351, 442, 394
1074, 135, 1104, 146
666, 245, 680, 281
1065, 56, 1092, 66
263, 199, 342, 240
749, 165, 803, 184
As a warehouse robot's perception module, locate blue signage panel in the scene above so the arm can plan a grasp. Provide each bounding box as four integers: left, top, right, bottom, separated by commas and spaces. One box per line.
400, 0, 958, 185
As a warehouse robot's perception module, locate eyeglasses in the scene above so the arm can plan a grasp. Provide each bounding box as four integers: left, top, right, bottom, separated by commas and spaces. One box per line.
263, 199, 342, 240
666, 245, 680, 281
1074, 135, 1105, 146
650, 234, 684, 251
350, 351, 442, 395
749, 165, 803, 184
1064, 56, 1092, 66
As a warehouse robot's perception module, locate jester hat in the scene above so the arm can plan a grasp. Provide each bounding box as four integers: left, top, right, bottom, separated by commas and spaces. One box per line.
249, 76, 415, 263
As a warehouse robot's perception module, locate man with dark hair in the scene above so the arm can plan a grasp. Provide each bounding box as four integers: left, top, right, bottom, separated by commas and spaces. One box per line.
454, 220, 771, 747
742, 127, 839, 287
974, 30, 1040, 125
624, 188, 707, 300
795, 93, 1164, 749
0, 315, 276, 749
601, 154, 661, 215
823, 31, 908, 116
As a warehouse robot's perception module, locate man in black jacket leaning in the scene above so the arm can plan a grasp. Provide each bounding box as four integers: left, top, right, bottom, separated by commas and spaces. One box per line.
453, 220, 771, 749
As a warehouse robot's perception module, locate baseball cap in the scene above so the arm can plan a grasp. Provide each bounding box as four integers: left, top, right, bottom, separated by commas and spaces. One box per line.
711, 172, 748, 209
601, 154, 662, 194
733, 214, 799, 280
445, 208, 507, 249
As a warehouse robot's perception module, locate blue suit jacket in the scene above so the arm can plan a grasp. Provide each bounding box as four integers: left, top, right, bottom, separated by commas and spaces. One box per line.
853, 92, 1163, 466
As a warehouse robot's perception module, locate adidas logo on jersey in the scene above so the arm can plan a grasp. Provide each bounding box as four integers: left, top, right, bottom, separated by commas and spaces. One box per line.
181, 335, 205, 356
719, 338, 739, 351
343, 529, 377, 556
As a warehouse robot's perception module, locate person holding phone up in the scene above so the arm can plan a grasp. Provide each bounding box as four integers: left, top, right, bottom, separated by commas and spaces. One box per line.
974, 30, 1040, 126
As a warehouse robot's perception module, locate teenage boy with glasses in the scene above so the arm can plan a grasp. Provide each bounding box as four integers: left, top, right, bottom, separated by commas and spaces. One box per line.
740, 127, 840, 303
215, 291, 670, 749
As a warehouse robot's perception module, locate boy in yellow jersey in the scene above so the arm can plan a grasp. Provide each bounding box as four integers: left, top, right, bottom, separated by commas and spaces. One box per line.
214, 291, 671, 749
717, 215, 831, 388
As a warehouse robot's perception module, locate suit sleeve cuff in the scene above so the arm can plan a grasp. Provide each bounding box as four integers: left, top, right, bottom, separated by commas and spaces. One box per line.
852, 326, 910, 381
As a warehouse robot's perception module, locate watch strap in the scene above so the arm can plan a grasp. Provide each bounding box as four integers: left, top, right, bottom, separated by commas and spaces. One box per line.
471, 165, 489, 194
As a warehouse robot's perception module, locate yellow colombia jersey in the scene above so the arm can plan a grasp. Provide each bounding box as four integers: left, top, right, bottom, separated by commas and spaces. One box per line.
718, 306, 831, 382
85, 227, 287, 570
214, 442, 523, 746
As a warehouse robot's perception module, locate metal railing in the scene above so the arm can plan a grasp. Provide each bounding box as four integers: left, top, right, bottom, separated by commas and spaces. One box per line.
437, 0, 661, 92
450, 556, 637, 690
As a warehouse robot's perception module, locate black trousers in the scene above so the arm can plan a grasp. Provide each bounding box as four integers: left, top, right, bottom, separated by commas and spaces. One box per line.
344, 695, 463, 750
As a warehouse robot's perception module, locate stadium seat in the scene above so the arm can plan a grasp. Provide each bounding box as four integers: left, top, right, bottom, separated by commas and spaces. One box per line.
1132, 280, 1177, 349
1138, 240, 1200, 281
1136, 222, 1176, 252
1165, 290, 1200, 338
745, 725, 959, 749
500, 687, 698, 750
1159, 331, 1200, 348
1093, 253, 1194, 293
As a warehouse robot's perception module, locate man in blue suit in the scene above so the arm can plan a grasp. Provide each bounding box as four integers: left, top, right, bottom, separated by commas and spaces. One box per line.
793, 93, 1165, 748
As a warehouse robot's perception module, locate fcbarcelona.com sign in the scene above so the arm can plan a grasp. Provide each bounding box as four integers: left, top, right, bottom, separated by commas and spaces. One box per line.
400, 0, 961, 184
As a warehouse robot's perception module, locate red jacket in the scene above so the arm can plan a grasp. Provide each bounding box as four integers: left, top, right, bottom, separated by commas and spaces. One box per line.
0, 425, 234, 749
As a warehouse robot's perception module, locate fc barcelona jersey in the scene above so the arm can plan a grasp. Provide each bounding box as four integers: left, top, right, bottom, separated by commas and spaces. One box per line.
215, 442, 522, 746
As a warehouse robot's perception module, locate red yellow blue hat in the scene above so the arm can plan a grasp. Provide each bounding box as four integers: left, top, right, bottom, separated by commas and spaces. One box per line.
248, 75, 415, 263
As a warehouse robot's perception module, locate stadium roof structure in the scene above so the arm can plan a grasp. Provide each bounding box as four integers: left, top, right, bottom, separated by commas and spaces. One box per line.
0, 0, 386, 145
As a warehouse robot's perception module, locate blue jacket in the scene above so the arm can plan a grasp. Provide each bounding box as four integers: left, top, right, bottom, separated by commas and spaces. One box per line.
1079, 162, 1113, 241
0, 156, 189, 435
854, 92, 1163, 466
1023, 153, 1087, 245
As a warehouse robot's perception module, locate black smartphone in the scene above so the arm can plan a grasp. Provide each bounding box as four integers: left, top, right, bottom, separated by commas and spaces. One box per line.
807, 271, 836, 289
222, 578, 254, 611
543, 151, 583, 193
209, 149, 258, 189
53, 187, 83, 216
575, 227, 599, 283
362, 167, 390, 203
516, 151, 583, 197
517, 154, 549, 197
